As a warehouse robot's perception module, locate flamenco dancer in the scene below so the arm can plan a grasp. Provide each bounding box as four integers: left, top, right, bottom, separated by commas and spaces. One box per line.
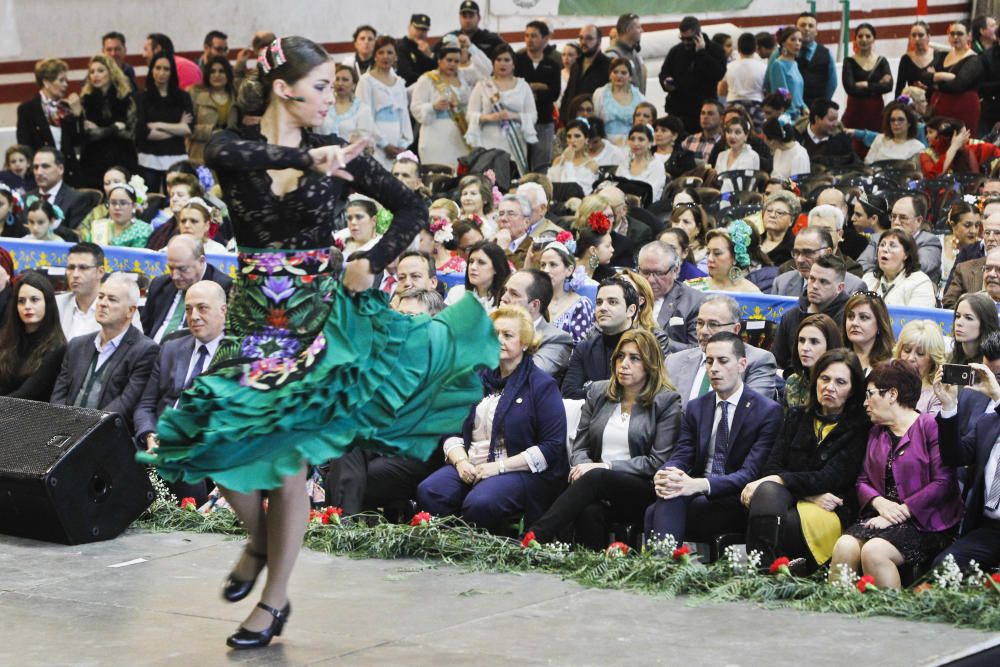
138, 37, 498, 649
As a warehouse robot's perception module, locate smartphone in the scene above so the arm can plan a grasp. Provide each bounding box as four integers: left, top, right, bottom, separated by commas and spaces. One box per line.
942, 363, 975, 386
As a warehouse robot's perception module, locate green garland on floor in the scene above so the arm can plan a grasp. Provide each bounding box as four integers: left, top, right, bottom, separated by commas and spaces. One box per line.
135, 499, 1000, 632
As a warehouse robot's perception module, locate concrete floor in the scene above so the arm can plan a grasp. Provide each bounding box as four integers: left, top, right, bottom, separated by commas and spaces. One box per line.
0, 530, 997, 667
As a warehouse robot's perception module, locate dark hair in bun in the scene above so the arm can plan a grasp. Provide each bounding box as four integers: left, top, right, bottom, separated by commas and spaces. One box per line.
238, 36, 330, 115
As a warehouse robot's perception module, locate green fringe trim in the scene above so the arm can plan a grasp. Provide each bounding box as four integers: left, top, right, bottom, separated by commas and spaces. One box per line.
134, 500, 1000, 632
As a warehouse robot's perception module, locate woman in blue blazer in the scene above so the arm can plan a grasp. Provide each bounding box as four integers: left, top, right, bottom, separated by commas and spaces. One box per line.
529, 329, 681, 549
417, 305, 568, 532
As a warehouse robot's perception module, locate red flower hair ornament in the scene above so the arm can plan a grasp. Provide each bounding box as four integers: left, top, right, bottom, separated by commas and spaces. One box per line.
588, 211, 611, 235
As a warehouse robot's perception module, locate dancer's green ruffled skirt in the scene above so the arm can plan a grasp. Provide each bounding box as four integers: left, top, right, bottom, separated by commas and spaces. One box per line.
137, 247, 498, 492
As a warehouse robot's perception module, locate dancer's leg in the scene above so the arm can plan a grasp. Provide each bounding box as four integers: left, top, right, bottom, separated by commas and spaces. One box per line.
218, 485, 268, 581
241, 466, 309, 632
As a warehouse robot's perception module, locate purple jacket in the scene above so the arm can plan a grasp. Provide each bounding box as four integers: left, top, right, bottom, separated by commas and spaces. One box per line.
857, 413, 964, 533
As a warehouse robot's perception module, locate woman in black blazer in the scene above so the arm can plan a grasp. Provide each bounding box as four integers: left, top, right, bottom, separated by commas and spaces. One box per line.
740, 349, 870, 572
529, 329, 681, 550
0, 270, 66, 400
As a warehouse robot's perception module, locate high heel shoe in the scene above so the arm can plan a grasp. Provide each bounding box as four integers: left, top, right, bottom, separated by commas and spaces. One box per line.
226, 602, 291, 649
222, 548, 267, 602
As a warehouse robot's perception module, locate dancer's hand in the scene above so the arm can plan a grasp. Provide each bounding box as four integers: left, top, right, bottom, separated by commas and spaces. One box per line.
341, 257, 374, 294
309, 140, 367, 180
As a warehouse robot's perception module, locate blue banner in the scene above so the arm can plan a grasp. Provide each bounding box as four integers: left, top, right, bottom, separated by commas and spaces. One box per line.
0, 238, 961, 338
0, 239, 238, 280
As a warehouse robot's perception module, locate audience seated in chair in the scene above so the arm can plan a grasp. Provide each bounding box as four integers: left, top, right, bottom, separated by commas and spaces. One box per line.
741, 350, 870, 574
417, 305, 568, 533
530, 329, 682, 550
666, 295, 778, 408
50, 272, 159, 431
54, 242, 141, 340
142, 235, 233, 343
499, 269, 573, 379
0, 270, 67, 400
134, 280, 227, 505
644, 331, 783, 551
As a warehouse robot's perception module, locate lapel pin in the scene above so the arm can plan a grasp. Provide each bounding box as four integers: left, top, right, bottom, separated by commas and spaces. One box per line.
515, 397, 523, 404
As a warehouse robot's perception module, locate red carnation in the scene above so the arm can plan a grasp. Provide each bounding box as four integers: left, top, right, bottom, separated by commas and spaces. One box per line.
606, 541, 629, 557
179, 497, 197, 511
857, 574, 878, 593
323, 506, 343, 525
521, 531, 539, 549
409, 511, 432, 527
309, 509, 324, 524
556, 230, 573, 244
913, 582, 933, 595
672, 544, 690, 563
985, 573, 1000, 593
769, 556, 791, 576
587, 211, 611, 235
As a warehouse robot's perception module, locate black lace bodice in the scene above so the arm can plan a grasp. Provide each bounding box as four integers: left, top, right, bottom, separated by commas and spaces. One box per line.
204, 126, 426, 272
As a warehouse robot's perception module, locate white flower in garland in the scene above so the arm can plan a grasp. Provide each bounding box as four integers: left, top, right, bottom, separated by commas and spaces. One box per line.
128, 175, 148, 206
932, 554, 964, 591
429, 216, 454, 244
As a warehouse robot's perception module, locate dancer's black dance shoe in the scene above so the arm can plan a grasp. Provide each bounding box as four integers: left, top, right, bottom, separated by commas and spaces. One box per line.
222, 548, 266, 602
226, 602, 291, 649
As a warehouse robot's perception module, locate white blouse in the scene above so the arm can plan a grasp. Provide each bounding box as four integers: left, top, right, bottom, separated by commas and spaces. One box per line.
465, 77, 538, 150
600, 405, 632, 464
860, 269, 937, 308
771, 144, 811, 180
616, 153, 668, 201
355, 73, 412, 149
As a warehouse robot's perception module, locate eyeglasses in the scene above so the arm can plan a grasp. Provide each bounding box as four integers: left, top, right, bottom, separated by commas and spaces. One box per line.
855, 290, 884, 301
696, 319, 736, 330
108, 200, 132, 208
790, 246, 829, 258
764, 207, 791, 217
639, 268, 674, 280
864, 388, 888, 399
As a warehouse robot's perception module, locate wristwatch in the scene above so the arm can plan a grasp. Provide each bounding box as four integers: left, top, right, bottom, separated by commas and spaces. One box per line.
498, 459, 506, 475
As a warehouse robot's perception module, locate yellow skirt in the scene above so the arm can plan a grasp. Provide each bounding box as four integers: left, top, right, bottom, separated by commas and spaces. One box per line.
797, 501, 842, 565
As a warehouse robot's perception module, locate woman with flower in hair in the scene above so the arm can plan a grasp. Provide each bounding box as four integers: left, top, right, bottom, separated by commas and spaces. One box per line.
765, 27, 806, 119
22, 198, 61, 241
444, 240, 510, 311
763, 115, 810, 180
687, 221, 762, 293
548, 118, 599, 195
428, 198, 466, 273
456, 174, 497, 239
616, 124, 667, 202
333, 198, 383, 259
178, 198, 229, 254
572, 195, 615, 282
920, 116, 1000, 179
861, 101, 925, 165
539, 236, 595, 343
138, 36, 497, 649
82, 183, 152, 247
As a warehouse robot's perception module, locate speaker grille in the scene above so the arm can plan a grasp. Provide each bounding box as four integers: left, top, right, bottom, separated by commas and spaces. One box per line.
0, 399, 108, 475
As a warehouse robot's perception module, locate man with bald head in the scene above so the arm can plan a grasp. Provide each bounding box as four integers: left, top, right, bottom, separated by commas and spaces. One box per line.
142, 234, 233, 341
135, 280, 227, 503
559, 24, 611, 121
858, 194, 943, 284
815, 187, 867, 259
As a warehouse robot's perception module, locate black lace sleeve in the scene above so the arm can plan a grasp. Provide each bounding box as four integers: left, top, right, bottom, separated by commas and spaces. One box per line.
205, 129, 314, 171
345, 154, 428, 273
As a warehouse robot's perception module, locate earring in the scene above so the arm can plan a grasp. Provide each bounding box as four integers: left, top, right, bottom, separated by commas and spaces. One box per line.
589, 253, 600, 270
728, 266, 742, 282
563, 277, 572, 291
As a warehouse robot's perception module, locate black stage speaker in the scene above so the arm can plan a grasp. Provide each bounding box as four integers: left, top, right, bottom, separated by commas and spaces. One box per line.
0, 398, 154, 544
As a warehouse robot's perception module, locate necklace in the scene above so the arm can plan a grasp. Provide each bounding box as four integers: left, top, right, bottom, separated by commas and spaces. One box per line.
620, 402, 633, 422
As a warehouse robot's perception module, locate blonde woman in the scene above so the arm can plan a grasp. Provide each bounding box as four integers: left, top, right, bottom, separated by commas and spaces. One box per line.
80, 54, 136, 189
893, 320, 946, 414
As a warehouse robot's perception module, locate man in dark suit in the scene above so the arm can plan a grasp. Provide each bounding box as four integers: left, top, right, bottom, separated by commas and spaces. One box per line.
645, 332, 783, 546
559, 25, 611, 121
26, 147, 89, 237
142, 235, 233, 342
562, 278, 639, 399
638, 241, 704, 349
134, 280, 227, 504
771, 255, 850, 371
51, 273, 159, 431
666, 296, 778, 407
436, 1, 504, 56
935, 337, 1000, 571
494, 194, 536, 270
16, 59, 84, 185
500, 269, 573, 378
101, 31, 137, 90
